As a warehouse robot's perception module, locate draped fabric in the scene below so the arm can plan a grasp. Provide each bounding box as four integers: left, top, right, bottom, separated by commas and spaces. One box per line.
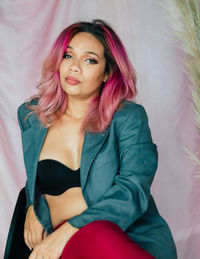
0, 1, 198, 258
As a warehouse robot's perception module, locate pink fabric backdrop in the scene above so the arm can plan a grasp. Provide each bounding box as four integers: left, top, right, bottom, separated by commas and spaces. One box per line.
0, 0, 199, 258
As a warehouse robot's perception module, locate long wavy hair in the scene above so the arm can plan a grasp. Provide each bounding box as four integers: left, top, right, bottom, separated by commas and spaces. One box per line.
25, 19, 137, 133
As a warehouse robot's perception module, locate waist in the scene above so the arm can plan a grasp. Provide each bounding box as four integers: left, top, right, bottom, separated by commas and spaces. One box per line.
44, 187, 88, 228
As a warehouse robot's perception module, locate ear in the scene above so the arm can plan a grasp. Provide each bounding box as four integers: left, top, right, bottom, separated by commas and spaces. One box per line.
103, 74, 109, 83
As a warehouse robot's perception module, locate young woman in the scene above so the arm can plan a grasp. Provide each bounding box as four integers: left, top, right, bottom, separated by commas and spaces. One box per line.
6, 19, 177, 259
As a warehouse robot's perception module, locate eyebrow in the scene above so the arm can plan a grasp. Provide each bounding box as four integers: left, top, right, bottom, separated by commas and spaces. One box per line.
66, 46, 100, 59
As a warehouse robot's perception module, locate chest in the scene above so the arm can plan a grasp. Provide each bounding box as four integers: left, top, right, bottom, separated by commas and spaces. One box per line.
38, 117, 84, 171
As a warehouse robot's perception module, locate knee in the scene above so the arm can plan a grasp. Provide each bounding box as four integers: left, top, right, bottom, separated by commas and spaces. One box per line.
81, 220, 126, 239
84, 220, 120, 231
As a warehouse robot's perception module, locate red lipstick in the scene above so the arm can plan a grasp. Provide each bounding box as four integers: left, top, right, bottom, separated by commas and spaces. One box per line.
65, 76, 80, 85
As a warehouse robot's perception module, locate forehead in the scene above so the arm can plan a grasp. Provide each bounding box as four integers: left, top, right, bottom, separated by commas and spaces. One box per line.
68, 32, 104, 55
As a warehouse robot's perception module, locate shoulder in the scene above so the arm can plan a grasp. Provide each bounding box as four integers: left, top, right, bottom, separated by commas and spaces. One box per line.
17, 98, 39, 117
111, 100, 152, 139
112, 100, 153, 143
17, 98, 39, 130
113, 100, 149, 124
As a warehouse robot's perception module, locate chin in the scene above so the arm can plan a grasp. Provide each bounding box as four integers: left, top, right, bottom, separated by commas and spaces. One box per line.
64, 87, 81, 95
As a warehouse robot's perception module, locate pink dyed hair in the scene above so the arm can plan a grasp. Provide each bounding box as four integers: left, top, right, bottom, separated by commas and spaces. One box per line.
25, 19, 137, 133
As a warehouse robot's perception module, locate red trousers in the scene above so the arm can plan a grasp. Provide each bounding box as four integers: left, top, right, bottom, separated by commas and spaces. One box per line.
55, 220, 155, 259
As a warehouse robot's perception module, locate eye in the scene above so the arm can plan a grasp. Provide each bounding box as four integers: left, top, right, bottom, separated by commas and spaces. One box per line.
85, 58, 98, 64
63, 53, 72, 59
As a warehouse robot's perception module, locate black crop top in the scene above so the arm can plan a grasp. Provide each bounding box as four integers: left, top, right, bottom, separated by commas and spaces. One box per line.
36, 159, 81, 195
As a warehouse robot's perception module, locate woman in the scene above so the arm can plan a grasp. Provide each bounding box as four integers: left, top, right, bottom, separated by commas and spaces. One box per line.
8, 19, 177, 258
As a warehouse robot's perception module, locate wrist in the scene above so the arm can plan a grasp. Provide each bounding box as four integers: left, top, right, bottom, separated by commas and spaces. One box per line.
63, 221, 79, 235
53, 222, 79, 245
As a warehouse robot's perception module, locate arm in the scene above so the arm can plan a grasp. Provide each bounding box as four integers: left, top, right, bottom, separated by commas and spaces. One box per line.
17, 104, 33, 212
67, 104, 158, 231
29, 221, 79, 259
18, 103, 50, 251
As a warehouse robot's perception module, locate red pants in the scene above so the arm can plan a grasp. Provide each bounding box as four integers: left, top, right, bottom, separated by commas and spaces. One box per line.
55, 220, 155, 259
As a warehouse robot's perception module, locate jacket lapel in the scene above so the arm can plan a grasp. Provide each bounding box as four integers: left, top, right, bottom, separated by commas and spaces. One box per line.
80, 127, 110, 191
22, 123, 48, 199
21, 113, 110, 200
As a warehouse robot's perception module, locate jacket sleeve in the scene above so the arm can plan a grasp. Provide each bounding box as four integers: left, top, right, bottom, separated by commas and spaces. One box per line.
17, 104, 32, 212
67, 104, 158, 231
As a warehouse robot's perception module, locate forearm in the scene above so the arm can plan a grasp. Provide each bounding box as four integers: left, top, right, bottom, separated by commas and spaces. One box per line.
57, 221, 80, 241
28, 219, 80, 258
46, 221, 80, 249
64, 221, 80, 235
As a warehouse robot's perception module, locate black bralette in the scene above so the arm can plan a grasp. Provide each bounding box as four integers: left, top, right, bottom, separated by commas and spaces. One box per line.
36, 159, 81, 195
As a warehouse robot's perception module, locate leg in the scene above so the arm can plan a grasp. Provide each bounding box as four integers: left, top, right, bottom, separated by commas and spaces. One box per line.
4, 188, 31, 259
55, 220, 155, 259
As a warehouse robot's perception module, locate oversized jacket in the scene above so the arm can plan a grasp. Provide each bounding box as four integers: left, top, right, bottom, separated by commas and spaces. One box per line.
16, 98, 177, 259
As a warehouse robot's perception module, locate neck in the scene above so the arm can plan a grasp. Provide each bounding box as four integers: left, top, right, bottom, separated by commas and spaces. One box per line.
64, 96, 91, 119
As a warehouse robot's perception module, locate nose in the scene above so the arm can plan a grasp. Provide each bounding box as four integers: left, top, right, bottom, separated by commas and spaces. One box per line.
69, 59, 81, 73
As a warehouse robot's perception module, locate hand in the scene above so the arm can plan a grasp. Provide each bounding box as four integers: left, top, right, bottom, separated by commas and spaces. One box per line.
28, 222, 79, 259
24, 205, 47, 250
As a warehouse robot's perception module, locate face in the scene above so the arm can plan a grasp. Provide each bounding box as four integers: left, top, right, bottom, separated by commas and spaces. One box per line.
59, 32, 108, 100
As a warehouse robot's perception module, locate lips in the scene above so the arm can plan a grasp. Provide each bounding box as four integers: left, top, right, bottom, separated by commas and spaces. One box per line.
65, 76, 81, 85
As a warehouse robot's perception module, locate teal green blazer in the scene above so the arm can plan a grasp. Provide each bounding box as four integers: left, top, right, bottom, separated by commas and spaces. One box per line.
17, 99, 177, 259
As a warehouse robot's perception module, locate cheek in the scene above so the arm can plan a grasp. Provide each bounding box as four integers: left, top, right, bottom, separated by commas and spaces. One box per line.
59, 65, 63, 77
59, 61, 68, 75
86, 67, 105, 82
59, 64, 67, 85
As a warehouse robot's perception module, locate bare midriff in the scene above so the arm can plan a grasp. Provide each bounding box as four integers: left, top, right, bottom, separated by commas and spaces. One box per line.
44, 187, 88, 228
38, 114, 88, 229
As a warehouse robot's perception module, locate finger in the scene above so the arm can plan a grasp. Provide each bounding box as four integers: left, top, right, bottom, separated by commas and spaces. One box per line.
24, 220, 33, 250
27, 227, 36, 249
28, 249, 36, 259
24, 229, 32, 250
43, 230, 48, 239
31, 230, 37, 248
35, 228, 43, 246
29, 250, 43, 259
